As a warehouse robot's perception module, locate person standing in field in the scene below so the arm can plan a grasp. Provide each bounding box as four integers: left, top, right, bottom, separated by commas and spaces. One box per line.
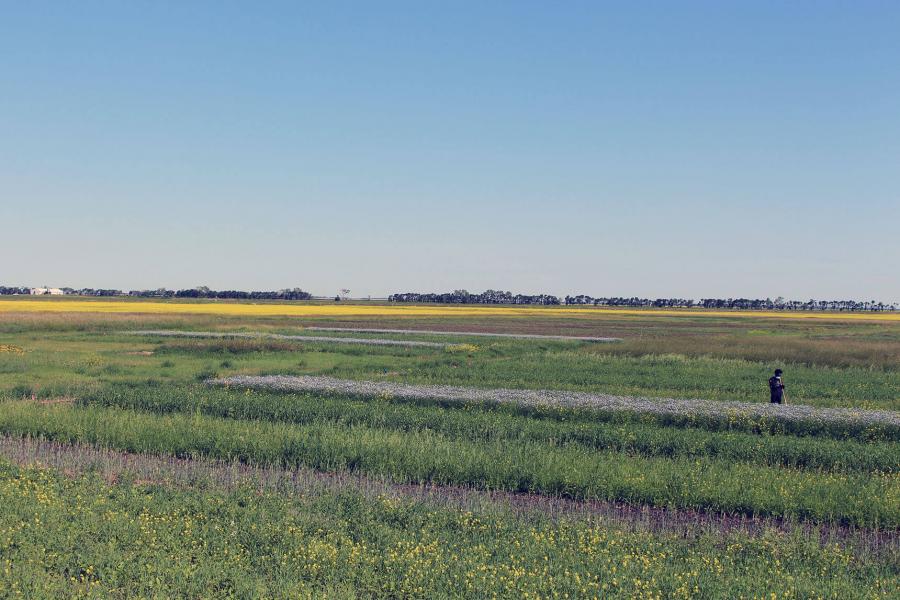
768, 369, 786, 404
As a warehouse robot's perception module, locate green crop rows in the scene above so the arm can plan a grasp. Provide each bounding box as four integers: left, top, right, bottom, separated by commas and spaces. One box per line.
0, 308, 898, 597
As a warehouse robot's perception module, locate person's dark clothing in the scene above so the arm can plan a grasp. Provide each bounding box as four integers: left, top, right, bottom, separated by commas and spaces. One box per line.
768, 376, 785, 404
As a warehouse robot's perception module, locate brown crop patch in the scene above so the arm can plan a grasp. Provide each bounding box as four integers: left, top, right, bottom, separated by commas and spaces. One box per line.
158, 338, 301, 354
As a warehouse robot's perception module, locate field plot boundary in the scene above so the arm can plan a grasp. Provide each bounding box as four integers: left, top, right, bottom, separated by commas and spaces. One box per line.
3, 435, 896, 551
306, 326, 621, 342
127, 330, 449, 348
211, 375, 900, 431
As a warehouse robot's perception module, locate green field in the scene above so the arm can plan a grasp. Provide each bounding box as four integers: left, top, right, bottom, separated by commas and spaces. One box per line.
0, 304, 898, 598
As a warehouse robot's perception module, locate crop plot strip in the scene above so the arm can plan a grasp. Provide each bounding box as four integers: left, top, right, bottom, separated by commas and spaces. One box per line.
2, 435, 896, 551
3, 457, 894, 598
1, 401, 898, 527
211, 375, 900, 435
84, 385, 900, 473
127, 330, 449, 348
305, 327, 621, 342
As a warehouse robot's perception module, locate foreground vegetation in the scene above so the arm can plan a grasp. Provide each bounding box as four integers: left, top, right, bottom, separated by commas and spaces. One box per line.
0, 306, 898, 597
1, 400, 897, 528
1, 459, 896, 599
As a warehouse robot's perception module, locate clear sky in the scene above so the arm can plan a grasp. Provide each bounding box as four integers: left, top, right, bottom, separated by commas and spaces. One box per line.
2, 2, 898, 300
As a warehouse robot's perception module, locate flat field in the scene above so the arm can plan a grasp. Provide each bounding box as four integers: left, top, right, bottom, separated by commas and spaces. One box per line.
0, 298, 898, 598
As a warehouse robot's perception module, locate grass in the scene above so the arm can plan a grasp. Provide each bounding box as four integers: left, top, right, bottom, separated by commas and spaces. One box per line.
0, 305, 898, 597
3, 459, 895, 599
1, 401, 898, 528
83, 384, 900, 471
605, 333, 900, 371
2, 328, 898, 410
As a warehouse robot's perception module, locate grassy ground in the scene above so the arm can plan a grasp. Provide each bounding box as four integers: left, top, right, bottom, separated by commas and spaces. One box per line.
2, 459, 896, 599
2, 400, 897, 527
0, 464, 896, 598
1, 317, 897, 409
0, 303, 898, 597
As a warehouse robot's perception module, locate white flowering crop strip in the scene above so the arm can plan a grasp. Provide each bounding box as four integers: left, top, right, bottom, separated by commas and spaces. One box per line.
211, 374, 900, 432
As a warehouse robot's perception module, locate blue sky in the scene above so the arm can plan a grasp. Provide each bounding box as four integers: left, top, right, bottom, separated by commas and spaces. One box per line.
2, 1, 898, 300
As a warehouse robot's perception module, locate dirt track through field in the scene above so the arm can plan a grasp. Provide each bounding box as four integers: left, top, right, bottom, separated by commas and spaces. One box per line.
305, 326, 620, 342
211, 374, 900, 430
127, 330, 448, 348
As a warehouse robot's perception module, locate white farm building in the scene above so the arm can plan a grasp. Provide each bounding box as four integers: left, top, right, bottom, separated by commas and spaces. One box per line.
30, 287, 64, 296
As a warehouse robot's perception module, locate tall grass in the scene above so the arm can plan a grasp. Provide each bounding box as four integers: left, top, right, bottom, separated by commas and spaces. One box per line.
605, 334, 900, 371
83, 384, 900, 472
6, 434, 897, 549
0, 401, 897, 528
2, 459, 894, 598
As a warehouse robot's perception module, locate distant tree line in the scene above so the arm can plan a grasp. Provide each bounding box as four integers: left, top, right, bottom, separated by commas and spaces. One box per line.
565, 296, 694, 308
0, 286, 31, 295
0, 286, 126, 296
390, 290, 562, 305
391, 291, 898, 311
129, 286, 312, 301
2, 284, 895, 311
566, 296, 897, 312
0, 285, 311, 301
695, 298, 896, 312
74, 288, 126, 297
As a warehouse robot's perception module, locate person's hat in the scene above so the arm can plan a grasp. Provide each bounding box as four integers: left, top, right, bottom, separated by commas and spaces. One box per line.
774, 369, 783, 375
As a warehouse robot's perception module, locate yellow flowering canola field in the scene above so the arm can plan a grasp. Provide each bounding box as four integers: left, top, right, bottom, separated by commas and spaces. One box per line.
2, 298, 898, 321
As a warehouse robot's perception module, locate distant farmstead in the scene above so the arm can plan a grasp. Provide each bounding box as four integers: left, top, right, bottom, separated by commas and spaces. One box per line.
30, 287, 64, 296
